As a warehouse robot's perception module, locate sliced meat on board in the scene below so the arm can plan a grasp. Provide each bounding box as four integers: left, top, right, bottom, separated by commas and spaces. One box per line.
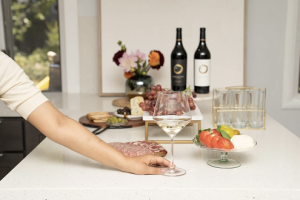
108, 141, 167, 157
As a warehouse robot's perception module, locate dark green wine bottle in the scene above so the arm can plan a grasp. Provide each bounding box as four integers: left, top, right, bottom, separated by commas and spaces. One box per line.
171, 28, 187, 91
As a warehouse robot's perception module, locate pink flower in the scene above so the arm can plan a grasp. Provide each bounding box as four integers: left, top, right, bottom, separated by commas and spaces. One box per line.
118, 53, 138, 72
133, 49, 146, 62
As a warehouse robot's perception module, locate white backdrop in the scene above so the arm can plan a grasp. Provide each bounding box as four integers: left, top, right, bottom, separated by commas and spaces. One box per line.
100, 0, 245, 95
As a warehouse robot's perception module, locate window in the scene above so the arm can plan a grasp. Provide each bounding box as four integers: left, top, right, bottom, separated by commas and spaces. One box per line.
1, 0, 61, 92
282, 0, 300, 109
299, 64, 300, 93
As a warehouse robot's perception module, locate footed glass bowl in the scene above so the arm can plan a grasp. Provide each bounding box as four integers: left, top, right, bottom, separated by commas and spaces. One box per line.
192, 136, 257, 169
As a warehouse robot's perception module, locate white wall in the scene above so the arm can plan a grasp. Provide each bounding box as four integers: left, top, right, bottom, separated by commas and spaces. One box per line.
100, 0, 244, 94
247, 0, 300, 137
59, 0, 81, 93
78, 0, 99, 94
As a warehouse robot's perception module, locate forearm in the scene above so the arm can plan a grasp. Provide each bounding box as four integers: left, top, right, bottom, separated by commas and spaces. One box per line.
28, 101, 128, 171
53, 117, 128, 170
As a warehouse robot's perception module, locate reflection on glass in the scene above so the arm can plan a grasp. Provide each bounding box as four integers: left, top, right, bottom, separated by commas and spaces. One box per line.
11, 0, 61, 91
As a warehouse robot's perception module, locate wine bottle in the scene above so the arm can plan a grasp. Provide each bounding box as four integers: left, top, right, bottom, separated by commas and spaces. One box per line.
171, 28, 187, 91
194, 27, 211, 94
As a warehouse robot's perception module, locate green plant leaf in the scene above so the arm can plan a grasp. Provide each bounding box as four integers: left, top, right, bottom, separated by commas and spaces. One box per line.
217, 125, 221, 133
196, 135, 200, 143
137, 63, 141, 73
193, 135, 204, 145
198, 128, 211, 134
220, 130, 231, 140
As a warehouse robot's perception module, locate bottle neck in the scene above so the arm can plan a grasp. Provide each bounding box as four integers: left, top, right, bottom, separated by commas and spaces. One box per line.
199, 30, 206, 46
176, 30, 183, 46
200, 30, 206, 40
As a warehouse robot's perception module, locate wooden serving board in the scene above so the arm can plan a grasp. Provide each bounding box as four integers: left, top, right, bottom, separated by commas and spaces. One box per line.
79, 112, 145, 128
112, 98, 131, 108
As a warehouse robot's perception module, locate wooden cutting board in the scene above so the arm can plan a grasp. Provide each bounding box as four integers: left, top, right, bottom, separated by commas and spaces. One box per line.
112, 98, 131, 108
79, 113, 145, 128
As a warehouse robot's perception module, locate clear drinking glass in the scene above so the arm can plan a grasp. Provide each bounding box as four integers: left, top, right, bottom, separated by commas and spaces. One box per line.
153, 91, 192, 176
231, 89, 249, 128
213, 89, 232, 126
249, 88, 266, 128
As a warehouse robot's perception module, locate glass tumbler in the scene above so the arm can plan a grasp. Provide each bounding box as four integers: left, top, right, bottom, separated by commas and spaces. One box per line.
213, 89, 232, 126
249, 88, 266, 128
231, 89, 249, 128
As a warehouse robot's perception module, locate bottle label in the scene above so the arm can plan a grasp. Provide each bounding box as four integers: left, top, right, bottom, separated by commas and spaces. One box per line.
194, 59, 210, 87
171, 60, 187, 86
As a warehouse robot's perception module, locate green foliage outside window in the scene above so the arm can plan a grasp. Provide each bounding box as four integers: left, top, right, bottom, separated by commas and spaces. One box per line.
11, 0, 59, 84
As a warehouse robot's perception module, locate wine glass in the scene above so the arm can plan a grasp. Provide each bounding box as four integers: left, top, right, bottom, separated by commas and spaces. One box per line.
153, 91, 192, 176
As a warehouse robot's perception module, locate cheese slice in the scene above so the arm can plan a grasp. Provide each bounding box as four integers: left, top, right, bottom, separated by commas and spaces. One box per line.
130, 96, 144, 115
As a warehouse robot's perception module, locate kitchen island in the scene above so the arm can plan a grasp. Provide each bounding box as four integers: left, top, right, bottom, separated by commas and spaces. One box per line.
0, 93, 300, 199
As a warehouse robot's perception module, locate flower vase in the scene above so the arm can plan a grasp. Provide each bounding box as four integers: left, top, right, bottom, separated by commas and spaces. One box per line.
125, 75, 154, 99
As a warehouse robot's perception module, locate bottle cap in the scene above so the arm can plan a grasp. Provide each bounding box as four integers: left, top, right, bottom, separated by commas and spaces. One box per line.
176, 28, 182, 31
200, 28, 206, 31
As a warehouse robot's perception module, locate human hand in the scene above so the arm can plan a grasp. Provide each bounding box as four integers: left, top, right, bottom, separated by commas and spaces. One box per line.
122, 155, 171, 175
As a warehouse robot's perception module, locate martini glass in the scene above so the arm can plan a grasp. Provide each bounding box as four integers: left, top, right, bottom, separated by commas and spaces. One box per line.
153, 91, 192, 176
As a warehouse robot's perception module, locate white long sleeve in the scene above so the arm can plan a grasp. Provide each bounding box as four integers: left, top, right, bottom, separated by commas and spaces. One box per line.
0, 52, 48, 119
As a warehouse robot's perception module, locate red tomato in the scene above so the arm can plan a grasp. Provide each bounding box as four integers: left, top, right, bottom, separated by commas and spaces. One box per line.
211, 129, 222, 137
211, 136, 222, 149
204, 134, 214, 148
217, 138, 234, 150
199, 130, 210, 146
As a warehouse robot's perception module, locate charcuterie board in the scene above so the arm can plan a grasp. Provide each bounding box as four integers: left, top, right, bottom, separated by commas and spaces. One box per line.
79, 113, 145, 128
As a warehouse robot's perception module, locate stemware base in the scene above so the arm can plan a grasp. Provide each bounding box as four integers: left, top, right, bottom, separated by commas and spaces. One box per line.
207, 152, 241, 169
207, 159, 241, 169
163, 167, 186, 177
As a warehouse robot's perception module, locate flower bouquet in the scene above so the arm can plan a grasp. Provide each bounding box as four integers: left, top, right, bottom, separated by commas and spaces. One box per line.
113, 41, 165, 99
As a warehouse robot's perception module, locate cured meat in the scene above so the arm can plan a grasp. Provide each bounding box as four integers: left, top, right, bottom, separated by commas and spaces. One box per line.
126, 141, 167, 157
108, 141, 167, 157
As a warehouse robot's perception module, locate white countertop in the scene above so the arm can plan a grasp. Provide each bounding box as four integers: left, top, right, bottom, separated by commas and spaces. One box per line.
0, 93, 300, 199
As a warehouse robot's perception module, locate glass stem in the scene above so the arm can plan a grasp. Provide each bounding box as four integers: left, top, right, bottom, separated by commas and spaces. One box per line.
220, 152, 228, 162
170, 136, 175, 171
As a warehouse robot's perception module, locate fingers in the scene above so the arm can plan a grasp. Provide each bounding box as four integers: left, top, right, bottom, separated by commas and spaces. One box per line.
142, 156, 171, 175
144, 166, 166, 175
124, 155, 171, 175
148, 156, 170, 167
